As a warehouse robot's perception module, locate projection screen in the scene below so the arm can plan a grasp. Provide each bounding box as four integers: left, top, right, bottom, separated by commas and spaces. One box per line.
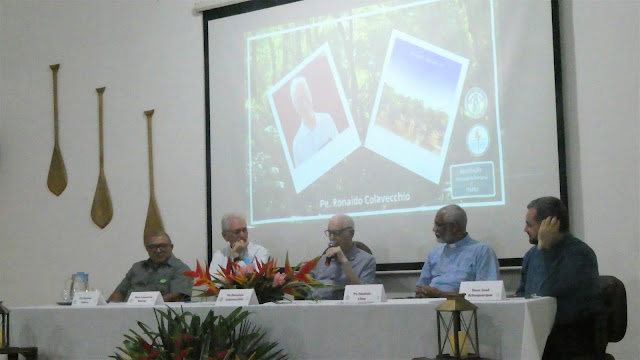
203, 0, 566, 269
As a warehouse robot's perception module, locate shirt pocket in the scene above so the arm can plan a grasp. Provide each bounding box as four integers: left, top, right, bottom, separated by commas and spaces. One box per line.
154, 278, 170, 294
452, 262, 476, 282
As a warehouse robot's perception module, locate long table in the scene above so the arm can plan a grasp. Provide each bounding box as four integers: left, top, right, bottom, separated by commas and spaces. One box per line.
9, 297, 555, 360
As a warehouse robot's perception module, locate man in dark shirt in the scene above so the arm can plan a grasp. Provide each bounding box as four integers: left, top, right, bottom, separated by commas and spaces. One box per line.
108, 231, 192, 302
516, 196, 601, 359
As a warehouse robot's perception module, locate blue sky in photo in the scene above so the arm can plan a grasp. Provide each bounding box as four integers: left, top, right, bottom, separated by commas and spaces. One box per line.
385, 36, 464, 111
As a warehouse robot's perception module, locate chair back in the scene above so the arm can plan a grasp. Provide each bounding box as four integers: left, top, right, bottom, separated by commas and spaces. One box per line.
599, 275, 627, 343
353, 241, 372, 254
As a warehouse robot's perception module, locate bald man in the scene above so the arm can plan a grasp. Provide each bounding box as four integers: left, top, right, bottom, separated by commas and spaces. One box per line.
311, 214, 376, 300
416, 205, 499, 298
108, 231, 192, 302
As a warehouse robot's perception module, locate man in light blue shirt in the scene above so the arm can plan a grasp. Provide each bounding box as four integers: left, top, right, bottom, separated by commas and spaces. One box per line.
290, 76, 338, 167
416, 204, 499, 298
311, 214, 376, 300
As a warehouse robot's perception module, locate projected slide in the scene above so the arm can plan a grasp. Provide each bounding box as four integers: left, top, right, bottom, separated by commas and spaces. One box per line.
247, 0, 503, 224
207, 0, 561, 264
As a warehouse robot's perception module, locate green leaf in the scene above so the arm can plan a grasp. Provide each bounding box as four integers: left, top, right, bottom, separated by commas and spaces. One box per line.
112, 306, 287, 359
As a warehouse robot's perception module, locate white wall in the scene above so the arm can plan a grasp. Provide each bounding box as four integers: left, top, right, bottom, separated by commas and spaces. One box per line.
0, 0, 207, 302
0, 0, 638, 358
559, 0, 640, 357
0, 0, 3, 134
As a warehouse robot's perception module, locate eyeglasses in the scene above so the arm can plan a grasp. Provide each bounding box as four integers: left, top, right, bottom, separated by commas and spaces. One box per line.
324, 227, 352, 237
225, 227, 248, 235
146, 243, 171, 251
433, 221, 450, 228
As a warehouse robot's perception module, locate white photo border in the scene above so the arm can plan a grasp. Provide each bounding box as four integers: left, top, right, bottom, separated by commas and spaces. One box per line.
364, 29, 469, 184
266, 43, 360, 194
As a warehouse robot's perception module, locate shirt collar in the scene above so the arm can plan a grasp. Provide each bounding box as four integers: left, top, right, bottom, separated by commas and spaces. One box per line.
545, 232, 571, 254
446, 233, 471, 248
144, 254, 177, 268
297, 113, 317, 136
344, 244, 359, 261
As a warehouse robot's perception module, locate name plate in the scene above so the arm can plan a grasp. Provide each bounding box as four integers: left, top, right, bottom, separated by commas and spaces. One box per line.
216, 289, 259, 306
343, 284, 387, 303
459, 281, 506, 301
71, 291, 106, 306
127, 291, 165, 306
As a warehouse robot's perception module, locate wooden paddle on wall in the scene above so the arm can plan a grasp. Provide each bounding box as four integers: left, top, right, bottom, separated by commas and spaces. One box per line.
90, 87, 113, 228
47, 64, 68, 196
143, 109, 165, 239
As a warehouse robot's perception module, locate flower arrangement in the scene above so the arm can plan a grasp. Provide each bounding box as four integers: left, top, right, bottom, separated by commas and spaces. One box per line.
185, 255, 323, 304
110, 307, 287, 360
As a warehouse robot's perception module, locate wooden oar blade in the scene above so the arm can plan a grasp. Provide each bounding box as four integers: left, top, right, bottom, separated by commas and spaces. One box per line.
91, 173, 113, 228
143, 195, 164, 239
47, 144, 67, 196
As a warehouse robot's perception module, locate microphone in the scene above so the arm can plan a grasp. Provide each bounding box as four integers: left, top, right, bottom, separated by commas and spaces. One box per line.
324, 241, 337, 266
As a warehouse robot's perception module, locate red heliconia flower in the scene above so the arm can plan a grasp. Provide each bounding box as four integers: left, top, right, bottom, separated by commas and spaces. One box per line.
287, 255, 320, 283
174, 349, 189, 360
255, 258, 267, 275
141, 339, 153, 351
183, 270, 198, 278
284, 254, 294, 274
253, 257, 277, 277
184, 260, 221, 296
220, 258, 235, 278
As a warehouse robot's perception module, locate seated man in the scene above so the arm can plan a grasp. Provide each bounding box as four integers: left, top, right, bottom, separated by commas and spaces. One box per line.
416, 204, 499, 298
209, 214, 269, 278
108, 231, 192, 302
516, 196, 602, 359
311, 214, 376, 300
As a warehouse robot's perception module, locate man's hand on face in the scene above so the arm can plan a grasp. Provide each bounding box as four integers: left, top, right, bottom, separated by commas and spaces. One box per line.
231, 238, 249, 259
325, 246, 347, 264
537, 216, 562, 250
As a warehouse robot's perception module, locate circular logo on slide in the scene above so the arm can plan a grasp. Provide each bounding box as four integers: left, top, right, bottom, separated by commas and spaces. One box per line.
466, 124, 490, 156
464, 87, 488, 119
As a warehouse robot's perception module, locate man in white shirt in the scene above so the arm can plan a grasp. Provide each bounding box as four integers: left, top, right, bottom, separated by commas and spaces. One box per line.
290, 76, 338, 167
209, 214, 269, 278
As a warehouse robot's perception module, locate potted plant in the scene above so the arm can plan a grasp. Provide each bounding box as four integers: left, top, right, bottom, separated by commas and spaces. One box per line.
185, 255, 325, 304
111, 306, 287, 360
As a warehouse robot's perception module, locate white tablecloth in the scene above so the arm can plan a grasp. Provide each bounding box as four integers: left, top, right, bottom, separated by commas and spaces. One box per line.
9, 297, 555, 360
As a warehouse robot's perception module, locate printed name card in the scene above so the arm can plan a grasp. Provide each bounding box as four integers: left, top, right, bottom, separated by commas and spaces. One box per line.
343, 284, 387, 303
71, 291, 107, 306
127, 291, 165, 306
216, 289, 259, 306
459, 281, 506, 301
